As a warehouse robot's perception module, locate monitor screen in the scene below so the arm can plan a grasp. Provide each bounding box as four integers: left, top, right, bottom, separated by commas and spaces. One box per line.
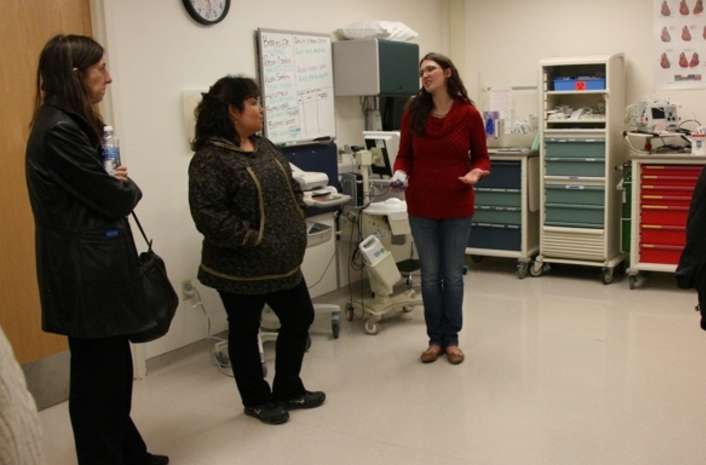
651, 106, 666, 120
363, 131, 400, 178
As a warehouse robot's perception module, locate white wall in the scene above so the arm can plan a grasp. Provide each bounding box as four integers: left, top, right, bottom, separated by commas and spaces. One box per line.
96, 0, 446, 359
101, 0, 699, 361
463, 0, 706, 128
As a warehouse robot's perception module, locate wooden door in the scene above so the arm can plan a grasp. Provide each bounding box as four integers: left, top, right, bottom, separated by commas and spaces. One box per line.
0, 0, 92, 364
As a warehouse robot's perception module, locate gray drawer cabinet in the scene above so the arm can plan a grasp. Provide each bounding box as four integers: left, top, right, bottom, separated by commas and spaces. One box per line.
534, 54, 626, 284
466, 153, 539, 278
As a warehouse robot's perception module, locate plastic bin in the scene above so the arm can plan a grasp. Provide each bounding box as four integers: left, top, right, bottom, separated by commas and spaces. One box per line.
553, 77, 605, 91
306, 222, 332, 248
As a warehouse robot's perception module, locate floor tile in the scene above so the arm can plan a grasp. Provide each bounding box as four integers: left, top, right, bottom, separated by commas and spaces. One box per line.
40, 258, 706, 464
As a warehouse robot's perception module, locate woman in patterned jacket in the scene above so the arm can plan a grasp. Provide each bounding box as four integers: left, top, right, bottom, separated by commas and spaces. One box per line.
188, 75, 325, 425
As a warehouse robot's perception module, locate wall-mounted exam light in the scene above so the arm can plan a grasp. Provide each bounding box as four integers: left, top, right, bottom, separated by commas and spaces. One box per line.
181, 90, 207, 145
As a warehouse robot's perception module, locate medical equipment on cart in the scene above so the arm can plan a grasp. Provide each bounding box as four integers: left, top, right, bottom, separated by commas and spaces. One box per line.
632, 99, 680, 132
261, 164, 350, 345
362, 131, 400, 178
348, 201, 422, 334
291, 163, 328, 191
343, 145, 422, 334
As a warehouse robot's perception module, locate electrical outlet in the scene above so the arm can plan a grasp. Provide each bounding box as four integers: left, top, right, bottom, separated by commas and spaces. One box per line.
181, 279, 195, 300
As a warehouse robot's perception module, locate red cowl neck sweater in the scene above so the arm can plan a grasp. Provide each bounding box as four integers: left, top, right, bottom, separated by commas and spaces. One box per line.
393, 98, 490, 219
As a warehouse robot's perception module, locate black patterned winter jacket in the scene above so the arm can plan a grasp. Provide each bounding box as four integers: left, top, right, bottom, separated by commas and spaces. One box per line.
188, 136, 307, 295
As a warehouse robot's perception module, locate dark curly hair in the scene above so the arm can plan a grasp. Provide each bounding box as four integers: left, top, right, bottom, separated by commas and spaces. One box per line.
406, 52, 474, 136
191, 75, 261, 152
32, 34, 106, 148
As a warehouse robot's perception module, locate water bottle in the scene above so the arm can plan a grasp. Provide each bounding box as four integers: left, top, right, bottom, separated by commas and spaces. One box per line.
102, 125, 121, 176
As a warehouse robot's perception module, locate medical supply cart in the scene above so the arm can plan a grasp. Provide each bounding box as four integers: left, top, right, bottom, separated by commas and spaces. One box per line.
626, 151, 705, 289
466, 149, 540, 278
532, 54, 627, 284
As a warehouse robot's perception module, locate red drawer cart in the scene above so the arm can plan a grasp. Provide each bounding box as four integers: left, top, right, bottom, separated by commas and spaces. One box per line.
628, 156, 704, 289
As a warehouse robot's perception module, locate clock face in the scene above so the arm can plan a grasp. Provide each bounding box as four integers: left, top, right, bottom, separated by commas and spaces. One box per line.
182, 0, 231, 25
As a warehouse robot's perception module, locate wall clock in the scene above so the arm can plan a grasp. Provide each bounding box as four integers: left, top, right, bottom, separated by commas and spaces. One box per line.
182, 0, 231, 25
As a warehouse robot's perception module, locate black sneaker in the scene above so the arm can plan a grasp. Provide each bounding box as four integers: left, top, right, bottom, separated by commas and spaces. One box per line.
283, 390, 326, 410
149, 455, 169, 465
244, 401, 289, 425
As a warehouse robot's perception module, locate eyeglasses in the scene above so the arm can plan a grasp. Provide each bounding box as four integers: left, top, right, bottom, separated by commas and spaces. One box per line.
418, 65, 440, 78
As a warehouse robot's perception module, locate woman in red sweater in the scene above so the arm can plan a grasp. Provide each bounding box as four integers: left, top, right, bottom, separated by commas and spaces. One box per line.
391, 53, 490, 365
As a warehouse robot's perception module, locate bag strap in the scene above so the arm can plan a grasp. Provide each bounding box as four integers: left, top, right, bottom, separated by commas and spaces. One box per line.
131, 212, 153, 251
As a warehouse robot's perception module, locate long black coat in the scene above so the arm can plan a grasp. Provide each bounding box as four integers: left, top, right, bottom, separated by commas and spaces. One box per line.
25, 96, 154, 338
676, 166, 706, 329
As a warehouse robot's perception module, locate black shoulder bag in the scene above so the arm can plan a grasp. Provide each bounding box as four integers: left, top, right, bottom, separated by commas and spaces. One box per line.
128, 212, 179, 343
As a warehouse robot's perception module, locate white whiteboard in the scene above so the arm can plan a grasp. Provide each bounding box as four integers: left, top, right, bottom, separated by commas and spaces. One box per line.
257, 28, 336, 145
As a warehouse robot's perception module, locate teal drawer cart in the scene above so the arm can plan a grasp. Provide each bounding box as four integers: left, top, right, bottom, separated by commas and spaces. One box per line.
532, 54, 627, 284
466, 151, 540, 278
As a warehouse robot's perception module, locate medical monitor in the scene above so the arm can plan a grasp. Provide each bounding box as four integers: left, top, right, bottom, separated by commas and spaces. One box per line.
363, 131, 401, 178
635, 101, 679, 131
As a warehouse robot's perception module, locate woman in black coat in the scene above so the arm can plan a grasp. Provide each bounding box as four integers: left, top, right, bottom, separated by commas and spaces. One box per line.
25, 34, 167, 465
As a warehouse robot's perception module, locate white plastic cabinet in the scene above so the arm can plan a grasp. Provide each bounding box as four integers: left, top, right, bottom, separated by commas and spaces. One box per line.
466, 150, 540, 278
532, 54, 626, 284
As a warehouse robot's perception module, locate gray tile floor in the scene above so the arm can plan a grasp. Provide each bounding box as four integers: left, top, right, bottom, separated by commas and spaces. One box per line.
40, 258, 706, 464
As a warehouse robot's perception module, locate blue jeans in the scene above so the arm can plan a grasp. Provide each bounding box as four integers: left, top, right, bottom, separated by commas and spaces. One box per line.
408, 215, 473, 348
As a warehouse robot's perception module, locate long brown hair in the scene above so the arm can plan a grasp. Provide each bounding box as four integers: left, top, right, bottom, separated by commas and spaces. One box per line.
406, 52, 473, 136
31, 34, 106, 147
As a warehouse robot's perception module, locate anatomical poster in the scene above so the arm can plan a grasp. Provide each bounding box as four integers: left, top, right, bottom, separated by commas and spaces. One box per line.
655, 0, 706, 89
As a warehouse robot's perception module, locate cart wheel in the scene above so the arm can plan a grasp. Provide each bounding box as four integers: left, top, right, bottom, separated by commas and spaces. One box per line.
261, 361, 268, 378
618, 260, 628, 274
305, 335, 312, 351
402, 305, 414, 313
629, 275, 637, 290
529, 260, 544, 277
470, 255, 483, 263
364, 320, 378, 335
332, 322, 340, 339
345, 304, 354, 321
600, 267, 614, 285
516, 262, 529, 279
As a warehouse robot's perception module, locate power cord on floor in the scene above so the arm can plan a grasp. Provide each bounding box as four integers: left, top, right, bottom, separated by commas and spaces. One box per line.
344, 207, 368, 321
189, 286, 233, 378
307, 250, 337, 289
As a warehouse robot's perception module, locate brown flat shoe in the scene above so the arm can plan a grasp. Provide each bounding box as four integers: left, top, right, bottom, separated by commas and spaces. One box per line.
420, 345, 442, 363
446, 347, 465, 365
